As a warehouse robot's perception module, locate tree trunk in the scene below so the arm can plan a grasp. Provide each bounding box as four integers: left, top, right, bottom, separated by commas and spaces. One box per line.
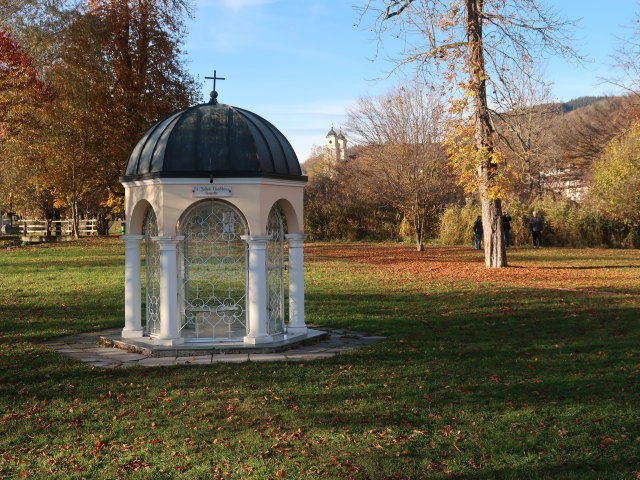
71, 153, 79, 239
97, 210, 110, 235
466, 0, 506, 267
413, 208, 425, 251
415, 226, 424, 251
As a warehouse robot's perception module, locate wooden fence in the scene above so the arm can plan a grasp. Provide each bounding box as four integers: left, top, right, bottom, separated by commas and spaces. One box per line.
19, 219, 99, 236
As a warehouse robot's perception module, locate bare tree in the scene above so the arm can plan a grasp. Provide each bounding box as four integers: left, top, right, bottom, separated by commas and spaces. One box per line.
492, 63, 561, 201
608, 9, 640, 101
346, 83, 458, 251
359, 0, 577, 267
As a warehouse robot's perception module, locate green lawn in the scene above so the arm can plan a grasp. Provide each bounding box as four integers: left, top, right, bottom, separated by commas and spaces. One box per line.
1, 238, 639, 479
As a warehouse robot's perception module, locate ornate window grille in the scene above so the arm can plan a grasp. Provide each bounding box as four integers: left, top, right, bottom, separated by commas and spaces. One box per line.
142, 208, 160, 337
178, 200, 248, 341
266, 204, 286, 335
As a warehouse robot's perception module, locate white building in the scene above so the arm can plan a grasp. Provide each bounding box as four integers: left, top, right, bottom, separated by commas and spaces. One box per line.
325, 127, 347, 164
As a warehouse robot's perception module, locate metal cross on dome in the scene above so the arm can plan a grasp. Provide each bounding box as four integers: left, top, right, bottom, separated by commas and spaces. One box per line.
205, 70, 225, 105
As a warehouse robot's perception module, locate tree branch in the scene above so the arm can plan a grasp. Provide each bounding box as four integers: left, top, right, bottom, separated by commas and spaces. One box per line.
384, 0, 417, 19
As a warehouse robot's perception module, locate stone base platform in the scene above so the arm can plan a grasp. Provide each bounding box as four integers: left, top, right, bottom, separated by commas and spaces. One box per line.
100, 328, 331, 357
42, 327, 385, 368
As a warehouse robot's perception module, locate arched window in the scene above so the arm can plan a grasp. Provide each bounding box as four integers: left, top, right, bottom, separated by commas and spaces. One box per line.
142, 207, 160, 337
266, 203, 286, 335
178, 200, 248, 341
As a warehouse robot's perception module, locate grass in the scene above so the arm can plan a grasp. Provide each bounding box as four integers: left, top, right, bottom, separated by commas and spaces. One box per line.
1, 238, 639, 479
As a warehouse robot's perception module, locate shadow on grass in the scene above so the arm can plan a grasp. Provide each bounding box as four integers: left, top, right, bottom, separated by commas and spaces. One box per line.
467, 460, 638, 480
0, 288, 123, 342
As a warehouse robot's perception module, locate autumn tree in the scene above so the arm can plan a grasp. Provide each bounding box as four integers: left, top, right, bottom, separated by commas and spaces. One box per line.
85, 0, 200, 144
346, 83, 458, 251
0, 28, 50, 216
1, 0, 199, 225
35, 12, 111, 236
304, 161, 398, 241
302, 145, 333, 178
589, 123, 640, 234
361, 0, 576, 267
0, 0, 69, 69
56, 0, 200, 207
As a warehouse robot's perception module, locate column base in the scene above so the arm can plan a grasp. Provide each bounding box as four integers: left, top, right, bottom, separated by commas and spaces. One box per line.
243, 334, 274, 345
152, 337, 185, 346
286, 326, 308, 336
121, 328, 144, 339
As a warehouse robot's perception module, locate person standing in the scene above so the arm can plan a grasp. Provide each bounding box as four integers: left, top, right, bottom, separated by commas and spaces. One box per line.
473, 215, 483, 250
502, 211, 512, 247
529, 211, 544, 248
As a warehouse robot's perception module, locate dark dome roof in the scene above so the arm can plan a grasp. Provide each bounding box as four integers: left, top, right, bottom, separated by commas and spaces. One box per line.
122, 103, 304, 181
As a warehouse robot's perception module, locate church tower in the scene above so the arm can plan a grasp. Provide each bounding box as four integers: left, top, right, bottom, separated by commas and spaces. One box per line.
337, 131, 347, 162
325, 127, 347, 164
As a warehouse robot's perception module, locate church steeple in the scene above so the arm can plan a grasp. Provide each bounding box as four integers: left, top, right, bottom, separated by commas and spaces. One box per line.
325, 126, 347, 164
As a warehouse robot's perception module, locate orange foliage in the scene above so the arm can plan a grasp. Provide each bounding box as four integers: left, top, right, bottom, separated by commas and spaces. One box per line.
0, 29, 49, 142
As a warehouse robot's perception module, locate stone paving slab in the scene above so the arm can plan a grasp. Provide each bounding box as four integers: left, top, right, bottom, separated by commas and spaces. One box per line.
137, 357, 182, 367
284, 353, 335, 361
211, 354, 249, 363
41, 327, 385, 368
175, 356, 213, 365
249, 353, 288, 362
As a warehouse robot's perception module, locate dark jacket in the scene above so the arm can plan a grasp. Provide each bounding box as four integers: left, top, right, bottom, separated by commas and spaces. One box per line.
529, 216, 543, 232
473, 219, 483, 235
502, 214, 512, 231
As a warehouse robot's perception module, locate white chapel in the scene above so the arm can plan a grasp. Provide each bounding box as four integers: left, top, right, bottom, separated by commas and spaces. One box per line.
119, 88, 309, 347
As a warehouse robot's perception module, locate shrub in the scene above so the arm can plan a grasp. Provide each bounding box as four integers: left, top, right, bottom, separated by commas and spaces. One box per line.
437, 198, 639, 248
437, 203, 482, 246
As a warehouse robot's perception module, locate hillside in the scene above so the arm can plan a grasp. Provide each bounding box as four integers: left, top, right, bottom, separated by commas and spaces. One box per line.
561, 95, 610, 112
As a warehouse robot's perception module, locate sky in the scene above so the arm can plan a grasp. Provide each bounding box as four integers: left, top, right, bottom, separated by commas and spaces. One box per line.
183, 0, 640, 162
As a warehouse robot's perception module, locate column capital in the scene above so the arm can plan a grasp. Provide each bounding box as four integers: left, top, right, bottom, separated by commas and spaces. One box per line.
121, 235, 145, 243
240, 235, 272, 245
151, 236, 184, 248
285, 233, 307, 245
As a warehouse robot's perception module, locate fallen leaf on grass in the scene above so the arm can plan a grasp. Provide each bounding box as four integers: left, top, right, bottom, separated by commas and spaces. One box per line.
599, 436, 616, 447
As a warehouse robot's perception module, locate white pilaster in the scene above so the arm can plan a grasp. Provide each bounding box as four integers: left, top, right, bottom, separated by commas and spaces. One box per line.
285, 234, 308, 335
121, 235, 145, 338
152, 236, 185, 346
241, 235, 274, 344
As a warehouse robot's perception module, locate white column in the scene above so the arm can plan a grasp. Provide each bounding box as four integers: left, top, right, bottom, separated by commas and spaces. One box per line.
152, 236, 184, 346
121, 235, 145, 338
241, 235, 273, 344
285, 234, 308, 336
